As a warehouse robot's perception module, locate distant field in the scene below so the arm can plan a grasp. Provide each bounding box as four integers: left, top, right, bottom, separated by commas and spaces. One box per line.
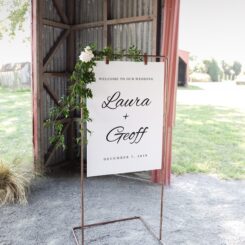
0, 87, 33, 165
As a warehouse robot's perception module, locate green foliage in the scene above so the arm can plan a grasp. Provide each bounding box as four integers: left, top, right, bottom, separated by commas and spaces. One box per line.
232, 61, 242, 77
203, 59, 221, 81
0, 0, 30, 39
221, 60, 242, 80
128, 45, 143, 61
46, 45, 143, 150
93, 45, 143, 61
189, 56, 206, 74
221, 60, 232, 78
8, 0, 29, 37
190, 56, 242, 81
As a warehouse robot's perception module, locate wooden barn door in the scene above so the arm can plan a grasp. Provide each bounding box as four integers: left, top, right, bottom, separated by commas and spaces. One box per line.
32, 0, 180, 185
32, 0, 76, 172
32, 0, 165, 174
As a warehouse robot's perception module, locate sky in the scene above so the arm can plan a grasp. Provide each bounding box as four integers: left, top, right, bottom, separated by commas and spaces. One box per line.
0, 32, 31, 65
0, 4, 31, 65
179, 0, 245, 65
0, 1, 245, 65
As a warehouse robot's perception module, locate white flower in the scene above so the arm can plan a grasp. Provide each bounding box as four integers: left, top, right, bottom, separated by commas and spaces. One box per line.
85, 46, 92, 52
79, 46, 94, 63
88, 68, 93, 72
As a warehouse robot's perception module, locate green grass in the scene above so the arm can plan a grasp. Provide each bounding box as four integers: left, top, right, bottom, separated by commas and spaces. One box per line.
0, 86, 244, 179
0, 86, 33, 165
172, 105, 245, 179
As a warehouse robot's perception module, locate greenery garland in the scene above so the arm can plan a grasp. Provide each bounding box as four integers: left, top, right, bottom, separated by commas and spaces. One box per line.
45, 45, 143, 150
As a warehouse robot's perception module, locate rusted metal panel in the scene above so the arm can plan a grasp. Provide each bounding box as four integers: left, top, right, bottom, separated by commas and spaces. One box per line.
152, 0, 180, 185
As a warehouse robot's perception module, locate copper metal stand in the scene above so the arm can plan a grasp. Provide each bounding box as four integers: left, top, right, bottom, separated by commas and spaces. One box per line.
72, 55, 168, 245
72, 216, 164, 244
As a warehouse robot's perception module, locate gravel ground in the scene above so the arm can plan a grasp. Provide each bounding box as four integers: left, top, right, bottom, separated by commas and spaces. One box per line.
0, 173, 245, 245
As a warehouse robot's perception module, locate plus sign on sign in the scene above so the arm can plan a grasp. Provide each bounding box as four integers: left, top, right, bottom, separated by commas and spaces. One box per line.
87, 61, 164, 177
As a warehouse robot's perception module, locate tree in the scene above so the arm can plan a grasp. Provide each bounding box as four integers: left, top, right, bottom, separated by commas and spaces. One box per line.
221, 60, 232, 80
221, 60, 242, 80
0, 0, 30, 40
189, 55, 206, 74
203, 59, 221, 82
232, 61, 242, 77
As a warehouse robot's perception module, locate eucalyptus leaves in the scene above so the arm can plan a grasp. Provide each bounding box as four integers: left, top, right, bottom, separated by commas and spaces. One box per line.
46, 45, 143, 150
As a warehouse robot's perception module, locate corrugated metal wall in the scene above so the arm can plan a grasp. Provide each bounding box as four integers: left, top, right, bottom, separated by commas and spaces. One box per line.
38, 0, 163, 170
110, 0, 153, 18
109, 23, 152, 53
42, 0, 68, 167
75, 0, 158, 54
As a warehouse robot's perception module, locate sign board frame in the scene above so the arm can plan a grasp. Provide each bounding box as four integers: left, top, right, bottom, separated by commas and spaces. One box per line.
72, 55, 168, 245
87, 61, 165, 177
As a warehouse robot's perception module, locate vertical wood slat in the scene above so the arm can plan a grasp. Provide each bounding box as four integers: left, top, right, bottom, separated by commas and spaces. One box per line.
103, 0, 108, 47
152, 0, 158, 56
32, 0, 44, 173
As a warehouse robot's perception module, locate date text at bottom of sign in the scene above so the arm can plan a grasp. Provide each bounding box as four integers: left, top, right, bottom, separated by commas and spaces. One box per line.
103, 154, 148, 161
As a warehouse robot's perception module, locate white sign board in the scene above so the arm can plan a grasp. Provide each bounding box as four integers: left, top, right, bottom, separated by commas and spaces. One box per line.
87, 61, 164, 177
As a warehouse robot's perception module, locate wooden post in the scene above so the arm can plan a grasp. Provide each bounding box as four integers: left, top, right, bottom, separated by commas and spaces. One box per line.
32, 0, 44, 173
152, 0, 159, 56
152, 0, 181, 185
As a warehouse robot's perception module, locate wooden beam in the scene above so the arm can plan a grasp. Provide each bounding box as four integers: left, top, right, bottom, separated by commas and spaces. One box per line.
43, 29, 71, 71
32, 0, 44, 173
151, 0, 181, 185
152, 0, 159, 56
44, 122, 70, 166
72, 15, 154, 30
43, 80, 59, 105
72, 21, 104, 30
44, 72, 69, 78
42, 19, 70, 29
52, 0, 69, 24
